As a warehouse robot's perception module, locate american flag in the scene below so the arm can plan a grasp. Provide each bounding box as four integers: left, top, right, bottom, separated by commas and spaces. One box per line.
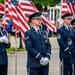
5, 0, 30, 40
5, 0, 56, 40
62, 0, 75, 18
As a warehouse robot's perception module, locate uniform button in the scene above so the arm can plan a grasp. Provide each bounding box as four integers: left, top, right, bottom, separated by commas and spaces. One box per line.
2, 49, 4, 51
42, 45, 44, 47
43, 50, 45, 52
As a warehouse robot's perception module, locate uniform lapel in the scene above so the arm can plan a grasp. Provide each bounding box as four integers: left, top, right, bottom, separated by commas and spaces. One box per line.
70, 27, 74, 32
64, 25, 74, 33
40, 30, 44, 39
63, 25, 70, 33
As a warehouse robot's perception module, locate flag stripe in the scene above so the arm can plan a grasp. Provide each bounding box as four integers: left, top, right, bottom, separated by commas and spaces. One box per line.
0, 3, 4, 14
17, 5, 29, 30
62, 0, 69, 14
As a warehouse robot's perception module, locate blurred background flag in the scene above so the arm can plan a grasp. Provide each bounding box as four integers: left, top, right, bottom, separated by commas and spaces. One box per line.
5, 0, 30, 40
62, 0, 69, 14
66, 0, 75, 18
62, 0, 75, 18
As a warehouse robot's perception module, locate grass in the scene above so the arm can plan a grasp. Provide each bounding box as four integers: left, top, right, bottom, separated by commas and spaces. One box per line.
7, 47, 25, 51
50, 35, 57, 38
7, 47, 26, 55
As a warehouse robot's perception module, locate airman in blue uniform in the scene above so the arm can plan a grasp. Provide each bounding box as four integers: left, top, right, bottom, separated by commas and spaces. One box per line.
0, 13, 11, 75
68, 18, 75, 75
57, 13, 73, 75
24, 12, 51, 75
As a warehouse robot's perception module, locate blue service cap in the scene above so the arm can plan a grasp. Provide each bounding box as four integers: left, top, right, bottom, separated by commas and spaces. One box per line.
29, 12, 42, 21
71, 19, 75, 25
61, 13, 73, 19
0, 13, 4, 21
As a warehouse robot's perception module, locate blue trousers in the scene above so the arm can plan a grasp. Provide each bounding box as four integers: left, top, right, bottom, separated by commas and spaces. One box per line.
0, 65, 8, 75
60, 58, 72, 75
27, 67, 49, 75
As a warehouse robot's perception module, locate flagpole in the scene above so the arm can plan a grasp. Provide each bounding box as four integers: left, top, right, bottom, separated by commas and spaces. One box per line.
4, 0, 6, 29
11, 0, 19, 75
59, 0, 62, 75
60, 0, 62, 17
15, 29, 17, 75
12, 0, 19, 75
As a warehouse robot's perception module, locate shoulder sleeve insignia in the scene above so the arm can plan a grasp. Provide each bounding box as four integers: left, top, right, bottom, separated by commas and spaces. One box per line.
57, 34, 61, 39
25, 36, 29, 40
68, 39, 72, 45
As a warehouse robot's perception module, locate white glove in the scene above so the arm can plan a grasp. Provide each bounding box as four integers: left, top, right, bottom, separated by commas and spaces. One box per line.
40, 57, 45, 65
0, 36, 9, 44
44, 57, 49, 65
0, 37, 3, 43
40, 57, 49, 65
3, 36, 9, 44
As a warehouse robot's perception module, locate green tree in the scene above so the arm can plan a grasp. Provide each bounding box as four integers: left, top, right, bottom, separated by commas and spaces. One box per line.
32, 0, 60, 10
0, 0, 4, 4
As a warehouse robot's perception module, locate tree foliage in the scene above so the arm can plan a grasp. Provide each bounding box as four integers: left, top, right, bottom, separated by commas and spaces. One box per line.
32, 0, 60, 10
0, 0, 60, 10
0, 0, 4, 4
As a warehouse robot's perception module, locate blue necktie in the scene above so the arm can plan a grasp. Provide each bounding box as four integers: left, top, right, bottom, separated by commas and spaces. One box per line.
37, 30, 41, 36
68, 27, 71, 32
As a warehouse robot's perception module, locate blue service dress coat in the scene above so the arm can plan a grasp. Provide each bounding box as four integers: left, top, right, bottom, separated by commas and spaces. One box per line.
68, 29, 75, 64
0, 27, 11, 65
24, 27, 51, 68
57, 25, 73, 58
